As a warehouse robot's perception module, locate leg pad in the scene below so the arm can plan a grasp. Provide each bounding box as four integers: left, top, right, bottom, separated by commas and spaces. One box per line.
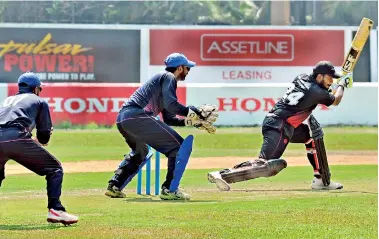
314, 138, 331, 186
220, 159, 287, 184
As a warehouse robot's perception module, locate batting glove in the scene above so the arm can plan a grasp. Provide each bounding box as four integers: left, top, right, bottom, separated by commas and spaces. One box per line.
338, 73, 353, 89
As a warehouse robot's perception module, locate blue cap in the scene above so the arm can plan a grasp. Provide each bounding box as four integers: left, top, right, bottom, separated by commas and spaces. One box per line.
18, 72, 42, 88
164, 53, 196, 68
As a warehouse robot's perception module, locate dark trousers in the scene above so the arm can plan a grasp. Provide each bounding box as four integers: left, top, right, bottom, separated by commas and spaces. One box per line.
0, 127, 65, 211
116, 107, 184, 189
259, 115, 318, 172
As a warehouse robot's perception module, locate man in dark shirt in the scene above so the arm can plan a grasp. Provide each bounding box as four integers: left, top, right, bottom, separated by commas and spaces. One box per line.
0, 72, 78, 225
208, 61, 353, 191
105, 53, 217, 200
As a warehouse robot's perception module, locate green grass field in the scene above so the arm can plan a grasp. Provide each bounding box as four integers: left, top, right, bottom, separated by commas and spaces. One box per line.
20, 127, 378, 162
0, 127, 377, 239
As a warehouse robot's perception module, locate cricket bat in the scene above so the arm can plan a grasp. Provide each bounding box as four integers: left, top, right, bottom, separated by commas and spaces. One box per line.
332, 17, 374, 86
341, 17, 374, 76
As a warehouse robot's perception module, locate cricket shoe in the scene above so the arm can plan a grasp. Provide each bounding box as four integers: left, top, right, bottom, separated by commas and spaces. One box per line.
311, 177, 343, 190
159, 186, 191, 201
47, 209, 78, 225
207, 171, 231, 191
105, 185, 126, 198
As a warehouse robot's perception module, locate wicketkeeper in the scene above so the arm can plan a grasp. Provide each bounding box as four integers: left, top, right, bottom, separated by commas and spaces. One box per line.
105, 53, 218, 200
208, 61, 353, 191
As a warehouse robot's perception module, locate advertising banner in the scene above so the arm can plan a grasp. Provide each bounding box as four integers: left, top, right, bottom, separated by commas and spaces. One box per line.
7, 83, 187, 125
3, 82, 377, 126
186, 84, 378, 126
0, 28, 140, 83
150, 29, 344, 67
148, 65, 345, 83
149, 29, 345, 83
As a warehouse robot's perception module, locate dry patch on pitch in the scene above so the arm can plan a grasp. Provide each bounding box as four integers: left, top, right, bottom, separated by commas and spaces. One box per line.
5, 151, 377, 175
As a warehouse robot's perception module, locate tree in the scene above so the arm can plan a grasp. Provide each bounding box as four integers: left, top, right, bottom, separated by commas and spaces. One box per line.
320, 0, 378, 26
0, 0, 376, 26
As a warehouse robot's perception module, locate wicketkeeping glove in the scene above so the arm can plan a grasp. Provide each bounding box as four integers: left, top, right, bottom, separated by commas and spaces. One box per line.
185, 104, 219, 134
187, 104, 219, 123
199, 104, 219, 123
184, 117, 217, 134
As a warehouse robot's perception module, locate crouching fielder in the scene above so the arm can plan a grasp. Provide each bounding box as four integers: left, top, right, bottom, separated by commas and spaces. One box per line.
0, 72, 78, 225
105, 53, 218, 200
208, 61, 353, 191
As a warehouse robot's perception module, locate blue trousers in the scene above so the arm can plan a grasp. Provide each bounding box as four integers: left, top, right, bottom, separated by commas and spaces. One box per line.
116, 106, 184, 189
0, 127, 65, 211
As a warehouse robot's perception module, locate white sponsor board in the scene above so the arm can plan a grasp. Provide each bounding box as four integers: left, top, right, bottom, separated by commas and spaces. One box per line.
186, 83, 378, 126
200, 34, 295, 61
148, 66, 343, 84
0, 84, 8, 104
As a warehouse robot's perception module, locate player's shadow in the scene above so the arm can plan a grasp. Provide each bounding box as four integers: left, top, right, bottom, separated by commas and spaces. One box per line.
232, 189, 311, 192
0, 224, 71, 231
124, 197, 219, 203
231, 189, 377, 194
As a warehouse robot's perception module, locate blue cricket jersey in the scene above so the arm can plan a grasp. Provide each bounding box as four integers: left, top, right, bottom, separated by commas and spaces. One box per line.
124, 71, 189, 126
0, 92, 52, 144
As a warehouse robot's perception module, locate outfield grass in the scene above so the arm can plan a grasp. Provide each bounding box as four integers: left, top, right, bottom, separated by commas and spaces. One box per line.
0, 165, 377, 239
29, 127, 378, 162
1, 128, 377, 238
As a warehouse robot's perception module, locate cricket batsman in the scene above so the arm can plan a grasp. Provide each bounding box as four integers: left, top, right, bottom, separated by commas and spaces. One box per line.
208, 61, 353, 191
0, 72, 78, 225
105, 53, 218, 200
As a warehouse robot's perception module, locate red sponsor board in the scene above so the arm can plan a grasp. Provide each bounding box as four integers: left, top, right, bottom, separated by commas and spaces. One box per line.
150, 29, 344, 66
7, 84, 187, 125
185, 86, 333, 126
217, 97, 329, 112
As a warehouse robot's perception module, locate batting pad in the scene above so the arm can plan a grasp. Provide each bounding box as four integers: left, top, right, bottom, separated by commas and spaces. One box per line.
119, 149, 154, 190
314, 138, 331, 186
169, 135, 194, 192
